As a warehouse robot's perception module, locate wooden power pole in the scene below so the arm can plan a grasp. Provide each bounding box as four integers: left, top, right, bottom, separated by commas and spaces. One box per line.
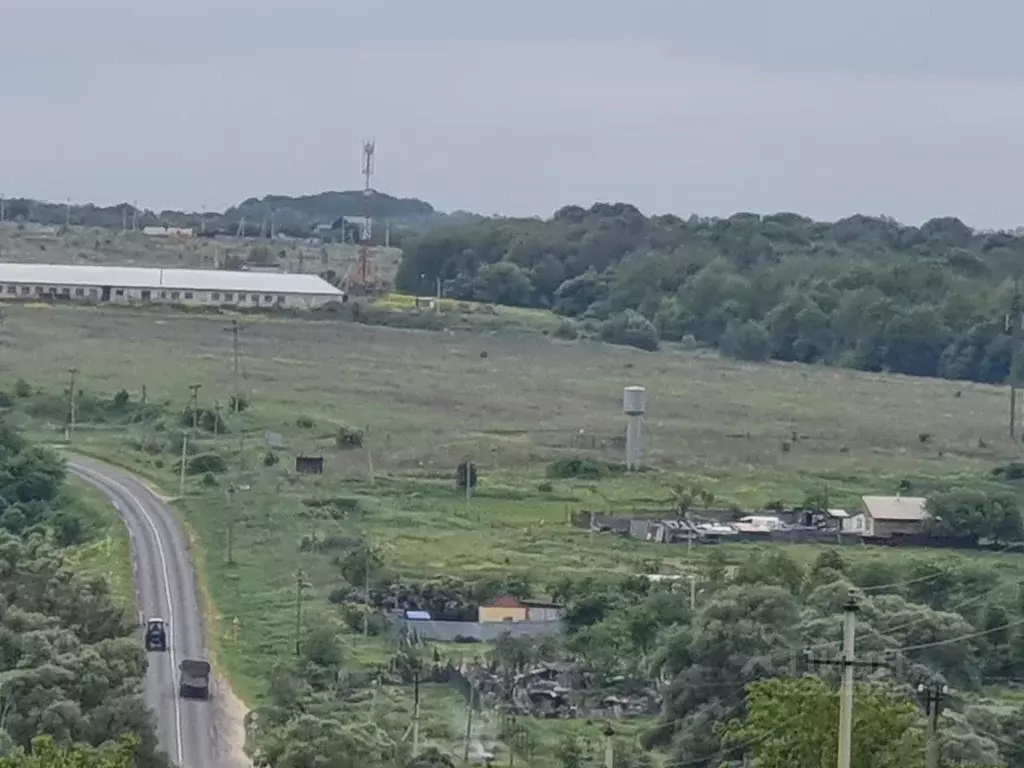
917, 683, 948, 768
225, 320, 243, 412
67, 368, 78, 437
1008, 280, 1023, 440
804, 592, 889, 768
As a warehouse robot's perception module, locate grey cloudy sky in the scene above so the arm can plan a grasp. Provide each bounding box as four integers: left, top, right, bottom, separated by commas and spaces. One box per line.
3, 0, 1024, 228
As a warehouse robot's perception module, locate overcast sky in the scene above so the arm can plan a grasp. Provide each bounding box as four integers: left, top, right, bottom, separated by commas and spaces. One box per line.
3, 0, 1024, 228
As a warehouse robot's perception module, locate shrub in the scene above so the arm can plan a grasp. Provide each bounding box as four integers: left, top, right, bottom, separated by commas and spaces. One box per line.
547, 458, 606, 479
720, 320, 771, 362
336, 426, 364, 449
228, 394, 250, 413
180, 406, 226, 433
296, 415, 315, 429
182, 453, 227, 475
599, 310, 660, 352
552, 319, 579, 341
263, 451, 279, 467
13, 379, 31, 398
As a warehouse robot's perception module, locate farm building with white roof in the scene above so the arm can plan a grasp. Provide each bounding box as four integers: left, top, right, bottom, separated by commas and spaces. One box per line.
0, 263, 344, 309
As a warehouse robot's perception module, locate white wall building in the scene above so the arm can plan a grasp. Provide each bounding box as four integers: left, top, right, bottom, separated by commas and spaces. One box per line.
142, 226, 194, 237
0, 263, 344, 310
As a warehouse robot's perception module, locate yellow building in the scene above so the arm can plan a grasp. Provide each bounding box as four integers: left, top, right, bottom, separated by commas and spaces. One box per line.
478, 595, 564, 623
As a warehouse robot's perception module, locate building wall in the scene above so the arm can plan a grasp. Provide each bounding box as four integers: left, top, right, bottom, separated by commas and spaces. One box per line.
525, 606, 563, 622
388, 616, 563, 642
478, 605, 528, 623
0, 281, 340, 310
871, 519, 924, 538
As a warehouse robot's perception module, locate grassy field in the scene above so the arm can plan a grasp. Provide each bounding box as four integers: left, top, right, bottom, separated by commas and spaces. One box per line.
2, 300, 1023, 761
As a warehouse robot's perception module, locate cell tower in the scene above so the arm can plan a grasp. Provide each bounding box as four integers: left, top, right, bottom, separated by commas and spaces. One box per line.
356, 140, 376, 289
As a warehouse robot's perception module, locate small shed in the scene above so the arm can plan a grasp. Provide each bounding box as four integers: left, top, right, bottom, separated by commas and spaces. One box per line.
295, 455, 324, 474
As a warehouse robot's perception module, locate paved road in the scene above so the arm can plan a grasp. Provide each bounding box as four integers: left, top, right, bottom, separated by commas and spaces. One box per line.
67, 455, 218, 768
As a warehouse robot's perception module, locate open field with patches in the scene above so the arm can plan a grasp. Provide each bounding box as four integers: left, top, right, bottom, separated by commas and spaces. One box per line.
4, 301, 1024, 762
0, 223, 403, 281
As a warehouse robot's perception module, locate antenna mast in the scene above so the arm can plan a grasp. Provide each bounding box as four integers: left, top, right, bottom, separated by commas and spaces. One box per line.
356, 140, 376, 292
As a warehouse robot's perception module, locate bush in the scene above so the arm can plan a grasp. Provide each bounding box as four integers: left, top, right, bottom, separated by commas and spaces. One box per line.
336, 425, 364, 449
180, 406, 226, 433
13, 379, 31, 398
296, 415, 315, 429
182, 453, 227, 475
547, 458, 606, 479
720, 320, 771, 362
552, 319, 579, 340
0, 392, 13, 408
228, 394, 250, 413
599, 310, 660, 352
263, 451, 280, 467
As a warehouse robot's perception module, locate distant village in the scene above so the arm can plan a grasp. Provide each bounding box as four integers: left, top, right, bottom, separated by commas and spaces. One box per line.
575, 493, 1002, 550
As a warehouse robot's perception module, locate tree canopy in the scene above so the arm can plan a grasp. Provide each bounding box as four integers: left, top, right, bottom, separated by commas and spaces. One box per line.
396, 205, 1024, 381
0, 423, 166, 766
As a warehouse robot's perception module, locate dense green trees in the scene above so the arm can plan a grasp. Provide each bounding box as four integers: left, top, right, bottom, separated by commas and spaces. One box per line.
726, 677, 925, 768
396, 205, 1024, 381
0, 423, 166, 766
547, 547, 1024, 768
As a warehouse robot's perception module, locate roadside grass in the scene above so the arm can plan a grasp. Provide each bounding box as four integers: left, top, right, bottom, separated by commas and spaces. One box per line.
65, 477, 136, 611
4, 302, 1024, 760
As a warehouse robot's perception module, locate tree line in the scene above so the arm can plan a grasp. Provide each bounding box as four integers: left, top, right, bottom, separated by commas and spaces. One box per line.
0, 423, 167, 767
396, 204, 1024, 382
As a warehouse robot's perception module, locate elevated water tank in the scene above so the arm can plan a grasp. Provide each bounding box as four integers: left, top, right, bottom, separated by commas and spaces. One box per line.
623, 386, 647, 415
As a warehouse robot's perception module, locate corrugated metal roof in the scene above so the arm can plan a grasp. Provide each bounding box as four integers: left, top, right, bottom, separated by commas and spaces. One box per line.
0, 262, 343, 296
861, 495, 928, 521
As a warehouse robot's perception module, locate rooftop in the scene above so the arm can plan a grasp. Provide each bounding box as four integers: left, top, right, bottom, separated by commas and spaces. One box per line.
861, 495, 929, 521
0, 262, 343, 296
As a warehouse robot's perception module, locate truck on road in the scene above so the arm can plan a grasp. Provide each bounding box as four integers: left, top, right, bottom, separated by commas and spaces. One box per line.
178, 659, 211, 700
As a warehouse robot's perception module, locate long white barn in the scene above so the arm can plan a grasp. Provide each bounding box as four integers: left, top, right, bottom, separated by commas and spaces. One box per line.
0, 263, 344, 309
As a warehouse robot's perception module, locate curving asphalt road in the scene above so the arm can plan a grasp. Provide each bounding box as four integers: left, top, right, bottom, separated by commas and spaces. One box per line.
67, 454, 218, 768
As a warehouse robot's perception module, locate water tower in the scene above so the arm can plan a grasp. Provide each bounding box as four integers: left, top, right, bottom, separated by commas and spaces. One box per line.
623, 386, 647, 470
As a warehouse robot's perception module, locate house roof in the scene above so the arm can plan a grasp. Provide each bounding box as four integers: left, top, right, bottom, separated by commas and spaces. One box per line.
0, 262, 343, 296
486, 595, 524, 608
861, 495, 928, 521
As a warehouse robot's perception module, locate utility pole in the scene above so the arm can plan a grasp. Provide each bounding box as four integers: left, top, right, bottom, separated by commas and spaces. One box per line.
227, 483, 236, 565
179, 430, 188, 497
412, 669, 421, 758
804, 592, 888, 768
67, 368, 78, 437
688, 534, 697, 610
917, 683, 948, 768
463, 683, 476, 765
225, 320, 242, 412
1007, 281, 1022, 440
603, 724, 615, 768
188, 383, 202, 429
294, 570, 307, 656
362, 543, 372, 637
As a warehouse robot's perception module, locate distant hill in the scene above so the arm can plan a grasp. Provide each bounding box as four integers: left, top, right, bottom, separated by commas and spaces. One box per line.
0, 190, 455, 241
